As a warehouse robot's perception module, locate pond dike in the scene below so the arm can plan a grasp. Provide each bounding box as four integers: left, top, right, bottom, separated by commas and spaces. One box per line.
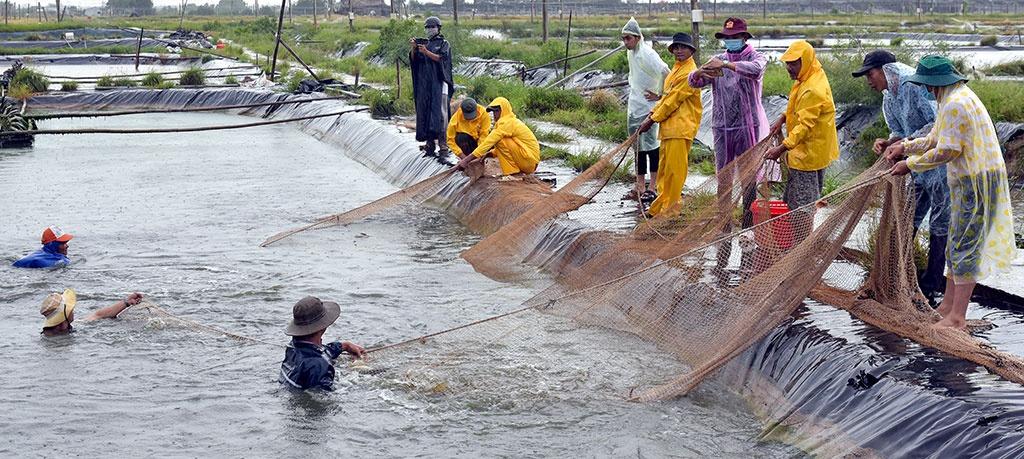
29, 88, 1024, 457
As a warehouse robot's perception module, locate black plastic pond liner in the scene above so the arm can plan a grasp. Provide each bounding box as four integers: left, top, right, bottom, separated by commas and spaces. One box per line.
0, 38, 164, 49
0, 28, 134, 41
0, 55, 205, 66
27, 88, 1024, 456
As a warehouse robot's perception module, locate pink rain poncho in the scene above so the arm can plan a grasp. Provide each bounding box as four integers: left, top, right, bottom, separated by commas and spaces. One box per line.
688, 44, 773, 175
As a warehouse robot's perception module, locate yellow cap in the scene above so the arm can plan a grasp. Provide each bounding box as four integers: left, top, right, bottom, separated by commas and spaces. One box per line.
41, 288, 77, 328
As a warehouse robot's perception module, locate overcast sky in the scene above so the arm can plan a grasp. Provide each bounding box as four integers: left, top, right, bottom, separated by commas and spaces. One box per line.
45, 0, 706, 10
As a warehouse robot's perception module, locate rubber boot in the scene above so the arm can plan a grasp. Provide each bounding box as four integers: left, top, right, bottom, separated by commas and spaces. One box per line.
921, 233, 948, 301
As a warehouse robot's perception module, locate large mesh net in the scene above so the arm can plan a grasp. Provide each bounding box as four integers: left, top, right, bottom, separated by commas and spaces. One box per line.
274, 128, 1024, 400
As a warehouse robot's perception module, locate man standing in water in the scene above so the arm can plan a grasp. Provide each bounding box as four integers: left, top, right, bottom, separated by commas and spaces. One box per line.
764, 40, 839, 244
638, 33, 702, 217
410, 16, 454, 160
621, 17, 669, 205
854, 50, 950, 302
40, 288, 145, 336
13, 226, 73, 269
280, 296, 366, 391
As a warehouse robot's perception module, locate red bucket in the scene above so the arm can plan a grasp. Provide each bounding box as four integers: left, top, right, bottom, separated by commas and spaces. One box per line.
216, 43, 226, 49
750, 199, 794, 250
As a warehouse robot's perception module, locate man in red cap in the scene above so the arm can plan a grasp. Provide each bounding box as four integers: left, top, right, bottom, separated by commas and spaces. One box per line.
13, 226, 73, 269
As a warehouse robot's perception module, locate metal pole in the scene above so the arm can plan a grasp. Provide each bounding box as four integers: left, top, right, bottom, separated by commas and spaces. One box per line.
562, 9, 572, 77
452, 0, 457, 25
690, 0, 701, 63
270, 0, 286, 82
542, 0, 548, 42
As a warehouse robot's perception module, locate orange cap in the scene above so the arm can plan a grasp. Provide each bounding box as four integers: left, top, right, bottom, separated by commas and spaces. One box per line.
41, 226, 73, 245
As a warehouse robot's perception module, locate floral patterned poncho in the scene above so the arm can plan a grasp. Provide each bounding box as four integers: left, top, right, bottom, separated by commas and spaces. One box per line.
905, 83, 1016, 283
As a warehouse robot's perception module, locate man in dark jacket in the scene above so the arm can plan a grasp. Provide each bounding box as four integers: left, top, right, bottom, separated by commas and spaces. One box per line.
410, 16, 454, 159
279, 296, 366, 391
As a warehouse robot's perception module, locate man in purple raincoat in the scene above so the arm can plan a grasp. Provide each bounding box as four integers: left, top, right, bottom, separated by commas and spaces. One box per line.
689, 17, 775, 275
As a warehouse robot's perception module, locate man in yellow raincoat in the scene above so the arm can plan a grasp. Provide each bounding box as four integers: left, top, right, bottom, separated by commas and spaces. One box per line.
764, 40, 839, 243
446, 97, 491, 159
638, 32, 702, 216
456, 97, 540, 180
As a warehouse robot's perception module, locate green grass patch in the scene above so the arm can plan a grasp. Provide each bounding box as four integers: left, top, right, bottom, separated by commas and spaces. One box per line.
179, 67, 206, 86
535, 129, 571, 144
59, 81, 79, 91
986, 60, 1024, 77
540, 145, 571, 161
11, 67, 49, 92
971, 80, 1024, 123
363, 88, 414, 118
141, 72, 164, 87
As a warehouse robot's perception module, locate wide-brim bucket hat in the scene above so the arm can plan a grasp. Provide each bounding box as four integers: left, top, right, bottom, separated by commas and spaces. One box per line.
285, 296, 341, 336
41, 288, 77, 328
906, 55, 968, 87
668, 32, 697, 52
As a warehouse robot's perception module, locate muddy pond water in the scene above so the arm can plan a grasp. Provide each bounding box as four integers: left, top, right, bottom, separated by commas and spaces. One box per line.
0, 113, 800, 456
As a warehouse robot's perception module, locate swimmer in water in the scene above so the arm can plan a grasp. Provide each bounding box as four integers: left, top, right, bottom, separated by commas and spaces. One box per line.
40, 289, 145, 336
279, 296, 366, 391
13, 227, 74, 269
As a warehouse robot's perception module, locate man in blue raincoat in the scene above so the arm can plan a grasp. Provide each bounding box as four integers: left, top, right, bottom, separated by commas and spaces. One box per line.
13, 226, 73, 269
409, 16, 454, 159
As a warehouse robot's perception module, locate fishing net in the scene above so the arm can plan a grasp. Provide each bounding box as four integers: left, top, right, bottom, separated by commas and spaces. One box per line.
362, 128, 1024, 400
264, 122, 1024, 399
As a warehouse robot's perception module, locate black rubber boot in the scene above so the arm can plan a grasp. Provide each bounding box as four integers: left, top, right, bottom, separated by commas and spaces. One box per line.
922, 233, 948, 296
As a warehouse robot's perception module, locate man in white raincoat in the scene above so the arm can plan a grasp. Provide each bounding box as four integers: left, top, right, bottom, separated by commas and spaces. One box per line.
621, 17, 669, 204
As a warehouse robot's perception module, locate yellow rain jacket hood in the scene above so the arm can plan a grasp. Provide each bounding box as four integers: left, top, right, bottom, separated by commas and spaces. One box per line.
650, 55, 702, 140
447, 103, 491, 157
470, 97, 540, 164
780, 41, 839, 171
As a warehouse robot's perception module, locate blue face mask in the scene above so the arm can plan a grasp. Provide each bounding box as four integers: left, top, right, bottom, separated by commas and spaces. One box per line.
723, 39, 745, 52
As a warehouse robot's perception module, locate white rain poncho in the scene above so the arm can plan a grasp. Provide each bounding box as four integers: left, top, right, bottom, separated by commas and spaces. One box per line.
623, 17, 670, 152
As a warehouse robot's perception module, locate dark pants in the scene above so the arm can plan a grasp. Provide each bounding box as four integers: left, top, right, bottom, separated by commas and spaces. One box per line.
636, 147, 659, 175
455, 132, 478, 157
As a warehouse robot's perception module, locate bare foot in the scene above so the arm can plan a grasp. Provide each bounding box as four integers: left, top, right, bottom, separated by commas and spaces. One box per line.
933, 316, 967, 330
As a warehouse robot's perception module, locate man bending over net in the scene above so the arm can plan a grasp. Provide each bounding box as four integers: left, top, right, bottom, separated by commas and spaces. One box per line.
456, 97, 540, 182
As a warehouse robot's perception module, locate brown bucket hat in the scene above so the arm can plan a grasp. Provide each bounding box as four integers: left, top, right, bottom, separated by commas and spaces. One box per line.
285, 296, 341, 336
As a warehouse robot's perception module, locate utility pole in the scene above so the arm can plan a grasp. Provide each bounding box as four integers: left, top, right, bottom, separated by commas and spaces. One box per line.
270, 0, 286, 82
348, 0, 354, 31
312, 0, 317, 28
4, 0, 8, 25
762, 0, 766, 20
647, 0, 651, 18
542, 0, 548, 42
690, 0, 701, 62
452, 0, 458, 25
54, 0, 59, 21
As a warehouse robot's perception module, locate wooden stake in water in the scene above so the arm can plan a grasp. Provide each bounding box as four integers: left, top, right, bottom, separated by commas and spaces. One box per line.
134, 27, 144, 71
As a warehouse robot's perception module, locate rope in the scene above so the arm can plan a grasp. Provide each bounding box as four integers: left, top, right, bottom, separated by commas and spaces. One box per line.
27, 95, 351, 120
137, 301, 283, 348
4, 107, 368, 135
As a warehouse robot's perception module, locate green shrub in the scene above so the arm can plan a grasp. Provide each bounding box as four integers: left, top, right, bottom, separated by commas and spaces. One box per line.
535, 129, 571, 144
363, 89, 413, 118
540, 145, 571, 160
522, 86, 584, 116
141, 71, 164, 87
179, 67, 205, 86
157, 81, 176, 89
855, 115, 890, 168
587, 89, 621, 114
889, 36, 905, 47
980, 35, 998, 47
224, 75, 239, 85
112, 77, 137, 87
96, 75, 115, 87
8, 84, 33, 100
762, 63, 792, 97
60, 81, 79, 91
564, 149, 602, 172
11, 68, 49, 93
970, 80, 1024, 123
986, 60, 1024, 76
